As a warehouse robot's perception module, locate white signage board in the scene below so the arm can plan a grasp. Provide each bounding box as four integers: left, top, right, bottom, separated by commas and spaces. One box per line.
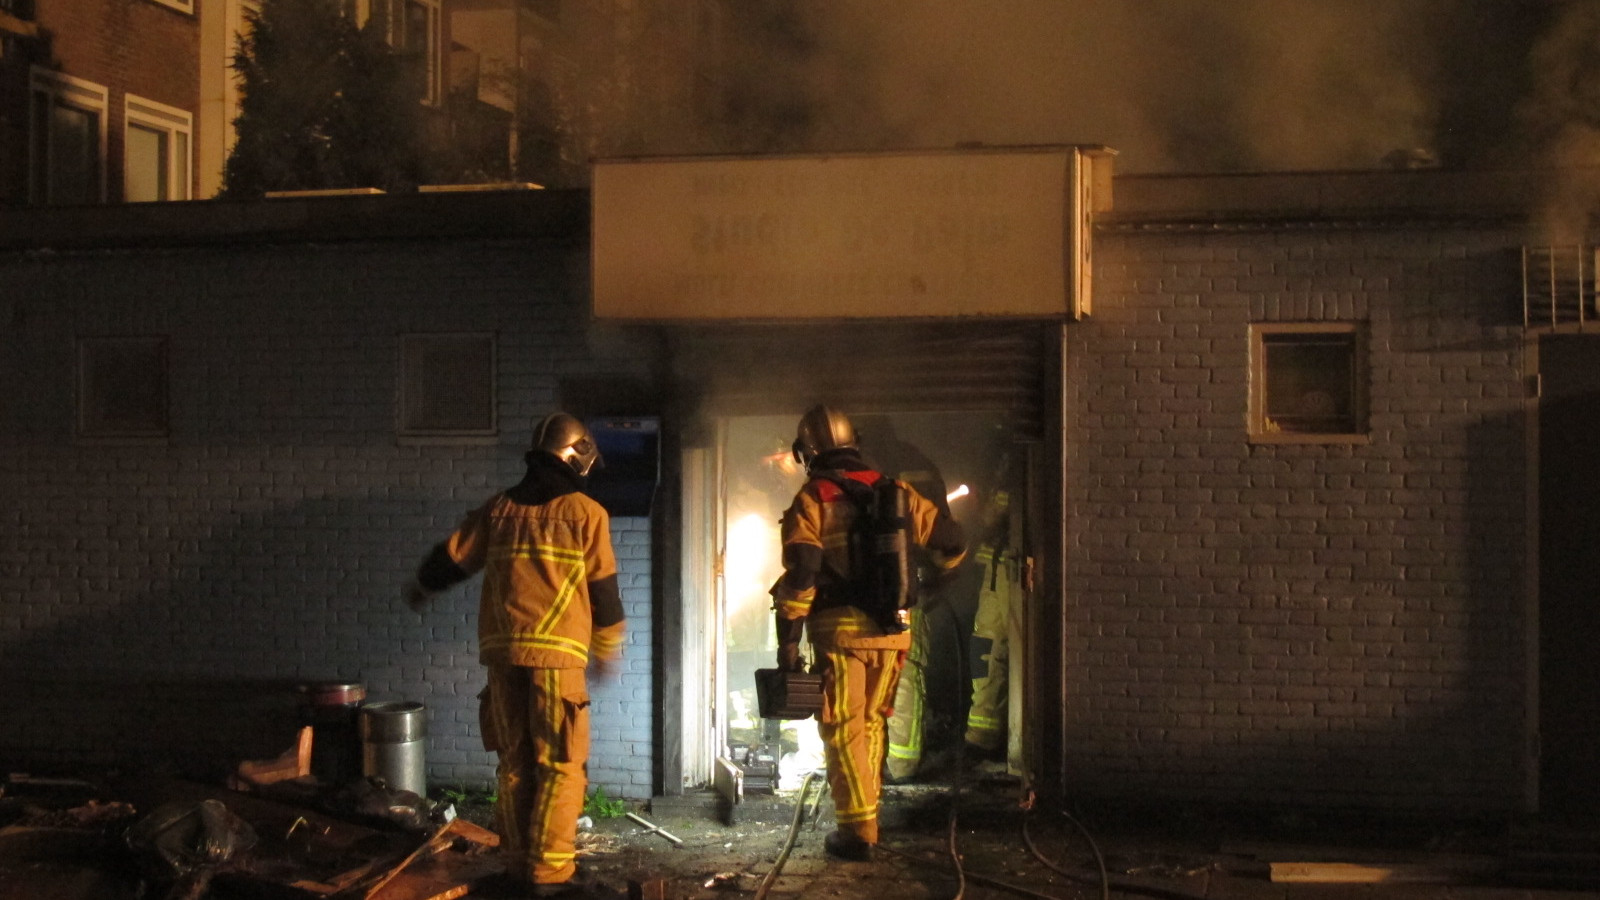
592, 149, 1089, 321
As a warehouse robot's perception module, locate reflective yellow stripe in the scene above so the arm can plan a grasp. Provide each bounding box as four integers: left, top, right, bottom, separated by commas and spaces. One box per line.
528, 669, 564, 863
823, 650, 870, 815
481, 540, 591, 662
536, 562, 585, 639
888, 681, 923, 760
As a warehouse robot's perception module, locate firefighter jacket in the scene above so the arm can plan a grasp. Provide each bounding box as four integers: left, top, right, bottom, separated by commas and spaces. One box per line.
772, 448, 966, 650
416, 452, 625, 669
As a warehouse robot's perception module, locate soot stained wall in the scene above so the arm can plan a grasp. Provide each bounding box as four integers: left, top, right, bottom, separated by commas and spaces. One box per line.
0, 232, 658, 797
1065, 224, 1528, 812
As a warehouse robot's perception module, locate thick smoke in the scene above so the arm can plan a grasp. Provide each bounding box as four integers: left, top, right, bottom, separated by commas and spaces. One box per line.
1516, 1, 1600, 243
721, 0, 1549, 175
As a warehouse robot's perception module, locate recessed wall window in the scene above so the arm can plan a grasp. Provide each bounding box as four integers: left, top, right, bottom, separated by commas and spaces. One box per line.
78, 337, 169, 439
399, 333, 496, 437
125, 95, 193, 202
29, 68, 108, 206
1249, 322, 1367, 443
146, 0, 196, 13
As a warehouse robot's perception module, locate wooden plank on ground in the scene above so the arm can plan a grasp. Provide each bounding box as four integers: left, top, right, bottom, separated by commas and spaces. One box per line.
1269, 859, 1496, 884
369, 853, 501, 900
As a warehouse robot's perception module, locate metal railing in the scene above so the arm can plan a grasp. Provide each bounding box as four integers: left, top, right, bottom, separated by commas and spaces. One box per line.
1523, 245, 1595, 332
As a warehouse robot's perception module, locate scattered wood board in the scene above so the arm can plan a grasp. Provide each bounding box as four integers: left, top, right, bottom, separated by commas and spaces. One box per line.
1269, 858, 1498, 884
286, 818, 501, 899
119, 780, 500, 900
367, 853, 501, 900
232, 727, 314, 788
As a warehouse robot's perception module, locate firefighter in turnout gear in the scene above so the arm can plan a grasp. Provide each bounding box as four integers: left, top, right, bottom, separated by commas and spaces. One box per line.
771, 405, 966, 862
406, 412, 624, 896
853, 415, 955, 785
963, 447, 1027, 766
964, 488, 1020, 761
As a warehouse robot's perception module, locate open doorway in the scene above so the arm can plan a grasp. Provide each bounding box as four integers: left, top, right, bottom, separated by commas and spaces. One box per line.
1538, 334, 1600, 819
684, 409, 1025, 793
720, 415, 818, 790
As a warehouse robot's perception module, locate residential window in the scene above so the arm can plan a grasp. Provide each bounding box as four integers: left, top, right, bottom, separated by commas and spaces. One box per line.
353, 0, 441, 105
399, 333, 497, 438
146, 0, 195, 13
29, 68, 107, 205
402, 0, 441, 105
78, 337, 169, 439
125, 95, 193, 202
1249, 322, 1367, 443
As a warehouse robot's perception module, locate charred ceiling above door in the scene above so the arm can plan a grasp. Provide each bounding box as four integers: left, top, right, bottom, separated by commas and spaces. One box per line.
667, 320, 1056, 441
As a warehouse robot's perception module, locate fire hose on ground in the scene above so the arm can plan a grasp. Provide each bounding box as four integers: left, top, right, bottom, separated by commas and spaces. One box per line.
752, 769, 828, 900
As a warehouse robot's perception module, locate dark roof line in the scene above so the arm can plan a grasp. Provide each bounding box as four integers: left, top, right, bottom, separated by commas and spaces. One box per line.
0, 188, 590, 253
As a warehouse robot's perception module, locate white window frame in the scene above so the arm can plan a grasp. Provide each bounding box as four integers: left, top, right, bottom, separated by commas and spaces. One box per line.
145, 0, 195, 14
29, 67, 109, 205
124, 94, 194, 202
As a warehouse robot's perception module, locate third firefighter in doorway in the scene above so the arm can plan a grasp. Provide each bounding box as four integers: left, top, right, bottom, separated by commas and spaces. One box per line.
854, 416, 1023, 783
891, 482, 1021, 782
964, 480, 1024, 765
770, 405, 967, 862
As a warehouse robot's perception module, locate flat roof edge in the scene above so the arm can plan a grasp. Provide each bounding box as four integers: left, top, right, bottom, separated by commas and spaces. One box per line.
1107, 167, 1563, 222
0, 189, 590, 253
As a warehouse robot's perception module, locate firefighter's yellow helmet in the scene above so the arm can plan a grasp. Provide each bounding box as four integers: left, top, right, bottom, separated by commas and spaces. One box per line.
791, 404, 856, 470
532, 412, 603, 477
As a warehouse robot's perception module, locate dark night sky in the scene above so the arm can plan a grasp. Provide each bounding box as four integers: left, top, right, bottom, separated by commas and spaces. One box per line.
716, 0, 1569, 175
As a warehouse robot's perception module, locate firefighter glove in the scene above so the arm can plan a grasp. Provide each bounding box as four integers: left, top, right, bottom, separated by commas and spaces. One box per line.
404, 578, 432, 614
778, 641, 803, 673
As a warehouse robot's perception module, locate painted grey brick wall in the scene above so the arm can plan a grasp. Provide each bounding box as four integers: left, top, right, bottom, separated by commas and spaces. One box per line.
1066, 225, 1527, 812
0, 237, 658, 799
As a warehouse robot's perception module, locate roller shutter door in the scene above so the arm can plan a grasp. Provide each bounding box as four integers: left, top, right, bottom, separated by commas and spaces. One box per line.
669, 319, 1055, 439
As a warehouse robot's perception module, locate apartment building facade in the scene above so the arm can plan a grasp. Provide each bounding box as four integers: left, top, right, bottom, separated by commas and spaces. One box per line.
0, 0, 200, 206
5, 0, 728, 204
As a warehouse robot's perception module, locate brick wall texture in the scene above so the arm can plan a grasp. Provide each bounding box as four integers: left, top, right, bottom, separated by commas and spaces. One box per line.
43, 0, 201, 109
0, 208, 1538, 815
36, 0, 202, 202
0, 236, 659, 798
1067, 224, 1528, 812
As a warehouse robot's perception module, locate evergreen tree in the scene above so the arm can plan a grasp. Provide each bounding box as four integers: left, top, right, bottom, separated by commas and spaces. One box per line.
223, 0, 442, 197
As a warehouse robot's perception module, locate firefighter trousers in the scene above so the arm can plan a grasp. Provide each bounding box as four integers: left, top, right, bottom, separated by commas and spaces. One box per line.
816, 645, 904, 844
965, 551, 1014, 753
482, 663, 590, 885
885, 609, 928, 780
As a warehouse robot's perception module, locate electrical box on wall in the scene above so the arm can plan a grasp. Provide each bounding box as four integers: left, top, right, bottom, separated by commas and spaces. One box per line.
585, 416, 660, 517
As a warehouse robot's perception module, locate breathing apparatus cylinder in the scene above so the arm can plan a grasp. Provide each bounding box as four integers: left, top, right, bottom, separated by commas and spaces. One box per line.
870, 478, 914, 632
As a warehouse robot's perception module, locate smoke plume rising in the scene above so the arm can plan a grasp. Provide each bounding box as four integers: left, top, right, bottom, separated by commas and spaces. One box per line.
720, 0, 1550, 174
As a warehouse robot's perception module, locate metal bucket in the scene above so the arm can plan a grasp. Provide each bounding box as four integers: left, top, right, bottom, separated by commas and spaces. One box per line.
359, 701, 427, 797
296, 681, 365, 787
